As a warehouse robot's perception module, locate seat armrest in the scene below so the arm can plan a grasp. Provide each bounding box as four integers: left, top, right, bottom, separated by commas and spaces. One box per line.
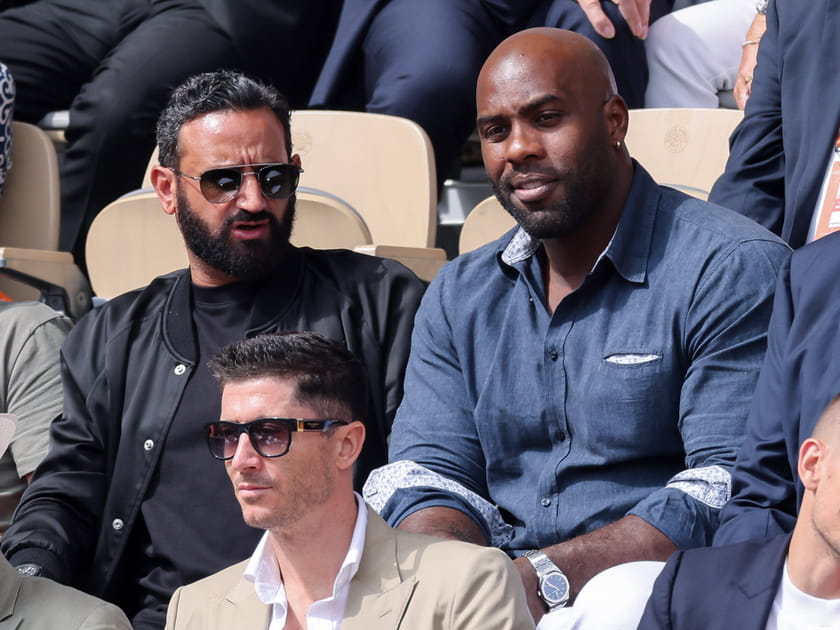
353, 245, 448, 283
0, 247, 92, 320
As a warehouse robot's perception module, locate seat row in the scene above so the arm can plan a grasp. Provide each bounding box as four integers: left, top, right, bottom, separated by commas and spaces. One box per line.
0, 107, 743, 314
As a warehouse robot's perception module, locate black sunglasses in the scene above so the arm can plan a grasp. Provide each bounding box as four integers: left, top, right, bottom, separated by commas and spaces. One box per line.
172, 163, 302, 203
204, 418, 348, 460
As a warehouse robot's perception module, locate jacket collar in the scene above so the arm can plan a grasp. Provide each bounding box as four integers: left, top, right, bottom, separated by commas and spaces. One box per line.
217, 508, 415, 629
728, 534, 791, 630
341, 508, 418, 630
0, 555, 23, 623
162, 247, 306, 362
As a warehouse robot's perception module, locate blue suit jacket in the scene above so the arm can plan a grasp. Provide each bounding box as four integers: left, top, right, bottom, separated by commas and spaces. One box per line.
638, 534, 790, 630
709, 0, 840, 248
714, 232, 840, 545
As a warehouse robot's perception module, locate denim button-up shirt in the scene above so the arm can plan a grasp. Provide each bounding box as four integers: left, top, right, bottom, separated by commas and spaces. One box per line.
370, 165, 790, 553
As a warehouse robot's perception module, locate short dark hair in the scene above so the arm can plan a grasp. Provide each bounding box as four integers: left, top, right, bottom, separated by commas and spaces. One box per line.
208, 331, 369, 423
156, 70, 292, 169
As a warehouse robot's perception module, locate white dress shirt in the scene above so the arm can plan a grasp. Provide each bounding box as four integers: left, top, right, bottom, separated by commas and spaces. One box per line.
765, 559, 840, 630
243, 493, 369, 630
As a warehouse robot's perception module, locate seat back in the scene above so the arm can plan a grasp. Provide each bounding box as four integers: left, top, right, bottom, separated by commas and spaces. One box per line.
291, 187, 373, 249
458, 196, 515, 255
291, 110, 437, 248
85, 190, 187, 299
624, 107, 743, 200
0, 121, 61, 250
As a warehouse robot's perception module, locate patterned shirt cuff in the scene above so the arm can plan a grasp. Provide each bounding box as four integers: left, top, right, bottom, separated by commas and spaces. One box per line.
665, 465, 731, 509
363, 460, 514, 548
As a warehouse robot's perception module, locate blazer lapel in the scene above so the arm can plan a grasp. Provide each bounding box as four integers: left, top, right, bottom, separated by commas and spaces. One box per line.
215, 575, 271, 629
725, 535, 790, 630
342, 509, 418, 630
0, 557, 22, 627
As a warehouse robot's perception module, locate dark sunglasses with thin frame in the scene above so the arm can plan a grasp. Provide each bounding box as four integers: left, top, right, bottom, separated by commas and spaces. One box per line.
171, 162, 302, 204
204, 418, 348, 460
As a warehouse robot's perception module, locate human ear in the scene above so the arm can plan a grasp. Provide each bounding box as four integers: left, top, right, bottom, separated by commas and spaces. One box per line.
150, 164, 178, 216
335, 421, 366, 471
603, 94, 629, 147
798, 438, 824, 491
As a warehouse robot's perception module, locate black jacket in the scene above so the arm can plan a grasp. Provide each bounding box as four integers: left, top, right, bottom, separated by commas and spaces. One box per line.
1, 246, 424, 605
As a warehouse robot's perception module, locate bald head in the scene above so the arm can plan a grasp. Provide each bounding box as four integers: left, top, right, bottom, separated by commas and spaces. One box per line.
475, 27, 630, 241
477, 28, 617, 111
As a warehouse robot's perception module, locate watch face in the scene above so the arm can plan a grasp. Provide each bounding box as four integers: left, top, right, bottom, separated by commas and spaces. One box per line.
15, 563, 42, 577
541, 572, 569, 605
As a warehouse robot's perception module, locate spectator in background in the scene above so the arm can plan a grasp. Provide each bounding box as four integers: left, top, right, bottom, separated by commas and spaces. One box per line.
639, 395, 840, 630
1, 70, 424, 630
0, 0, 341, 271
0, 413, 131, 630
713, 231, 840, 546
310, 0, 674, 186
644, 0, 758, 108
165, 331, 534, 630
366, 27, 788, 629
0, 61, 12, 197
709, 0, 837, 249
0, 301, 71, 533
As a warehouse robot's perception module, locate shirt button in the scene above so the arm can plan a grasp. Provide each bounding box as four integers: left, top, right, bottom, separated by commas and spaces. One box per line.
548, 349, 558, 361
112, 518, 124, 531
541, 498, 552, 507
143, 439, 154, 451
174, 364, 186, 375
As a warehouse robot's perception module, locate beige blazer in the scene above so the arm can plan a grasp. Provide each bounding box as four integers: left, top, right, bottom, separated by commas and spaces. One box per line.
0, 554, 131, 629
166, 507, 534, 629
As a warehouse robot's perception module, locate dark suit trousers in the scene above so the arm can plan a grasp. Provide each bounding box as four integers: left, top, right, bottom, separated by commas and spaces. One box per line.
0, 0, 240, 269
531, 0, 675, 109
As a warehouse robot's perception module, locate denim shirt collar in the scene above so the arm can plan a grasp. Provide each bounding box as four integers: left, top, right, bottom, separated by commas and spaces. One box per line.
497, 162, 658, 285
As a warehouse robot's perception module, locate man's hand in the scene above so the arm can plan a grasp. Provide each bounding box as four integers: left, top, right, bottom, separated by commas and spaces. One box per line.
578, 0, 651, 40
513, 555, 546, 623
734, 12, 767, 110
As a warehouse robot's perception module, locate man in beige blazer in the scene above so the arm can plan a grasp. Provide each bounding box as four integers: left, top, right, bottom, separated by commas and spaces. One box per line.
165, 331, 533, 630
0, 414, 131, 630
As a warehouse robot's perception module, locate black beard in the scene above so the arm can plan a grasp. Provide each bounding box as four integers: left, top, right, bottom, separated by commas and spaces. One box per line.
175, 185, 295, 280
492, 169, 601, 240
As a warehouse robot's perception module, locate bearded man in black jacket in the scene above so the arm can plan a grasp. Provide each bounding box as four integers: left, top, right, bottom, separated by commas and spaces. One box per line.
0, 70, 424, 630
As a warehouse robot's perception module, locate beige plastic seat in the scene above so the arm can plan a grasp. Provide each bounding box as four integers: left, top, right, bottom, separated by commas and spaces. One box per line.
0, 122, 91, 318
84, 188, 427, 298
458, 196, 515, 255
85, 190, 187, 299
290, 188, 372, 250
291, 110, 438, 248
0, 121, 61, 250
624, 107, 743, 200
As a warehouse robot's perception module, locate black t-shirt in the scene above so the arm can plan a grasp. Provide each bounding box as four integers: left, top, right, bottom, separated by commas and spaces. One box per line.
130, 281, 264, 630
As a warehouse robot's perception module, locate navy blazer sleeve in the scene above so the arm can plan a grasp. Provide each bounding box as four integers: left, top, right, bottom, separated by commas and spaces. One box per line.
708, 0, 785, 236
713, 254, 798, 544
715, 233, 840, 545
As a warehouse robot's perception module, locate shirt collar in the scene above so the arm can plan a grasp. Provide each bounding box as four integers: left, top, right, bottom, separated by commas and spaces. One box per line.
497, 162, 658, 285
243, 493, 369, 610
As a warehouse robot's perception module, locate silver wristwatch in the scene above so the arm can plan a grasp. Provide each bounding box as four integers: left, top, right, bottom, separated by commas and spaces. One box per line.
755, 0, 768, 14
522, 550, 570, 611
15, 563, 43, 577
